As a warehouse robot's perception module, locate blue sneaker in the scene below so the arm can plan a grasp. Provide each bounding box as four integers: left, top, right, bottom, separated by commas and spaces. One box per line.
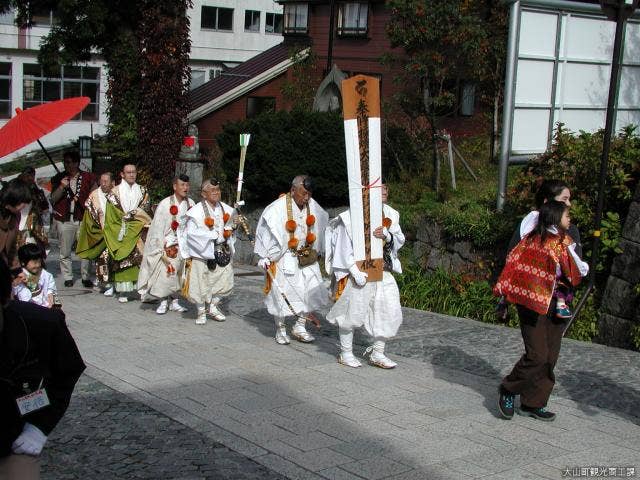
518, 405, 556, 422
556, 304, 572, 319
498, 387, 515, 419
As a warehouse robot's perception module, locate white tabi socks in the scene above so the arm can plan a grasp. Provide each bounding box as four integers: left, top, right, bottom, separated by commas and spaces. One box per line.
208, 296, 226, 321
366, 340, 397, 369
337, 328, 362, 368
274, 316, 290, 345
169, 297, 187, 313
291, 317, 315, 343
156, 299, 168, 315
196, 304, 207, 325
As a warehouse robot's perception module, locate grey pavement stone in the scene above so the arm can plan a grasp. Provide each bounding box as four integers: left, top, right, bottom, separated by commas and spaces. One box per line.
43, 243, 640, 479
256, 453, 326, 480
286, 447, 355, 472
41, 375, 285, 480
317, 466, 367, 480
339, 456, 413, 479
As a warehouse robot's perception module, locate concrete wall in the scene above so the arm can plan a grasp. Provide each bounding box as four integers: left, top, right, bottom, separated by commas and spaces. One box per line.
190, 0, 283, 66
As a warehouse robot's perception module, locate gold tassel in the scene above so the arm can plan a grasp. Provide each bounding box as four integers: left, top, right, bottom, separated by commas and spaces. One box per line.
181, 258, 192, 298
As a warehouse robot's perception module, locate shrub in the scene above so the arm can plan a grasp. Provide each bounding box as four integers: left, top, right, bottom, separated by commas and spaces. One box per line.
564, 286, 599, 342
216, 111, 347, 206
397, 266, 498, 323
509, 124, 640, 282
397, 264, 601, 342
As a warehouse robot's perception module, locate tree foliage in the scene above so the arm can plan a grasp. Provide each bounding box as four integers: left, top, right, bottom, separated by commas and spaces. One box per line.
383, 0, 507, 187
280, 47, 321, 112
385, 0, 506, 117
1, 0, 192, 184
138, 1, 191, 182
509, 124, 640, 282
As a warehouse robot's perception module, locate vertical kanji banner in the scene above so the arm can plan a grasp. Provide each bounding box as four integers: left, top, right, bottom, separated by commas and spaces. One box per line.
342, 75, 383, 282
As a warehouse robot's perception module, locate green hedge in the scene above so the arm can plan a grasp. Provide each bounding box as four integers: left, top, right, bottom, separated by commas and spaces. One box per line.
216, 111, 348, 207
215, 111, 417, 207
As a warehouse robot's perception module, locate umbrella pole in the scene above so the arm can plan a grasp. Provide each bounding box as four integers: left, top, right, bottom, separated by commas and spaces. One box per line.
37, 139, 61, 174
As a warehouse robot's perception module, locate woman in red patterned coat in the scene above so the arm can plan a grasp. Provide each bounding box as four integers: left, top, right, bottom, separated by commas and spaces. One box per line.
494, 200, 589, 422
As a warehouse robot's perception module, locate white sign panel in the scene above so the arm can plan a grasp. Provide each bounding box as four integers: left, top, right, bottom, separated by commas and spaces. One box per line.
510, 7, 640, 156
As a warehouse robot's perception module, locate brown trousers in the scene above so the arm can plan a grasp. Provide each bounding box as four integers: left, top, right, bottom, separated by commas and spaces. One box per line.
501, 304, 565, 408
0, 454, 40, 480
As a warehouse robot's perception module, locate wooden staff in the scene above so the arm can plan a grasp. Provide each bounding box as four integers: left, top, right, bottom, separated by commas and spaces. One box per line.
235, 133, 254, 241
236, 133, 251, 206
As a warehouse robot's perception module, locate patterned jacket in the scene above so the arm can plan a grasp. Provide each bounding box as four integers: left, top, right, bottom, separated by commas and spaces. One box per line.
494, 232, 582, 315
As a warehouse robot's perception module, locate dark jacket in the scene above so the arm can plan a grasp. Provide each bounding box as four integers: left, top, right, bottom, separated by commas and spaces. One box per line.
0, 301, 85, 458
51, 170, 95, 222
0, 210, 20, 270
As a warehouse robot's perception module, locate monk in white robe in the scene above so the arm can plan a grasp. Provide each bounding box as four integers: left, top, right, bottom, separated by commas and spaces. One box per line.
178, 178, 236, 325
138, 175, 194, 314
325, 184, 404, 368
254, 175, 329, 345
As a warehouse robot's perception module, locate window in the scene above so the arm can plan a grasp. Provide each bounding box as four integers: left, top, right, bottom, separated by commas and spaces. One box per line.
337, 3, 368, 36
245, 10, 260, 32
283, 3, 308, 34
190, 69, 206, 90
201, 6, 233, 31
265, 13, 283, 34
209, 67, 223, 80
0, 63, 11, 119
0, 11, 15, 25
29, 7, 56, 26
23, 64, 100, 120
247, 97, 275, 118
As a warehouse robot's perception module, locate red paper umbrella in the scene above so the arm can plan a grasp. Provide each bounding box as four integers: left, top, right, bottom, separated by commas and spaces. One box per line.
0, 97, 91, 165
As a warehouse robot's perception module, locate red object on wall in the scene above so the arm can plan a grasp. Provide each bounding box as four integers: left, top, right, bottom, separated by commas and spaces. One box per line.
183, 136, 195, 148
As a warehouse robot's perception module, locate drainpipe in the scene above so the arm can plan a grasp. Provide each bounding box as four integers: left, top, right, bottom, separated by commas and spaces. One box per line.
326, 0, 336, 75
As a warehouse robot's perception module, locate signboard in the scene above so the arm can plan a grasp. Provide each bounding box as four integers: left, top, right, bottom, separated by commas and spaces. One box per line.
508, 2, 640, 156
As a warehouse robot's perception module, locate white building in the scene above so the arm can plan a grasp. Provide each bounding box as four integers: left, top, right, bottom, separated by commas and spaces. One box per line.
0, 1, 283, 166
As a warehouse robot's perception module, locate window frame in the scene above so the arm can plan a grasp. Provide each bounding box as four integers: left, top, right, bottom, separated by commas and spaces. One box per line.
246, 96, 275, 118
201, 6, 234, 32
337, 2, 369, 37
22, 64, 100, 121
209, 67, 223, 80
29, 7, 57, 27
244, 10, 261, 32
190, 69, 206, 90
265, 12, 283, 34
0, 62, 11, 119
283, 3, 308, 35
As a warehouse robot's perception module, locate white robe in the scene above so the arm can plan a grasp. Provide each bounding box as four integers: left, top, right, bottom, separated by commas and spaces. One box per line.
254, 195, 329, 316
13, 268, 56, 307
325, 205, 405, 339
177, 200, 235, 304
117, 182, 144, 213
138, 195, 195, 300
86, 188, 109, 228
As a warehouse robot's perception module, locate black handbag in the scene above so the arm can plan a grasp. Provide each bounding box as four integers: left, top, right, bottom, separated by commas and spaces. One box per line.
215, 243, 232, 267
297, 246, 318, 267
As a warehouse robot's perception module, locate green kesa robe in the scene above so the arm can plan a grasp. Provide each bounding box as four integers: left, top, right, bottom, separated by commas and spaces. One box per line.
103, 184, 150, 290
76, 209, 105, 260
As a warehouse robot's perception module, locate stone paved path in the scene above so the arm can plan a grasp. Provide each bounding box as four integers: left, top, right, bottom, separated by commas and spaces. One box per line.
41, 376, 285, 480
42, 245, 640, 479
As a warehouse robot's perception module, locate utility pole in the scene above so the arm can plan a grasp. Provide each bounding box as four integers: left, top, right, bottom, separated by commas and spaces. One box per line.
569, 0, 639, 326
